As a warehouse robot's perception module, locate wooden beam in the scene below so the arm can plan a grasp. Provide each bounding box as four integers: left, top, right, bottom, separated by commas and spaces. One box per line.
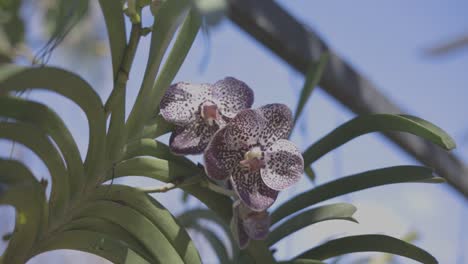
227, 0, 468, 198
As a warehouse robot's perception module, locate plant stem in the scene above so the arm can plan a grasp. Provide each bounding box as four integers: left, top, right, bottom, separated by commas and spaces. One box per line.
105, 20, 142, 168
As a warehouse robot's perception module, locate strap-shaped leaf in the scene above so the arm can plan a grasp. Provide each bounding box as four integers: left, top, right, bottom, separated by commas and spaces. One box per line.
75, 200, 187, 263
123, 138, 196, 168
0, 159, 46, 264
0, 122, 68, 216
98, 0, 126, 79
268, 203, 357, 246
138, 114, 174, 140
295, 234, 437, 264
113, 156, 194, 182
126, 0, 190, 139
65, 217, 154, 262
0, 96, 84, 197
279, 260, 325, 264
293, 52, 329, 126
302, 114, 456, 166
271, 166, 443, 224
34, 230, 149, 264
0, 65, 106, 178
88, 185, 201, 264
182, 221, 231, 264
178, 208, 237, 262
149, 8, 202, 119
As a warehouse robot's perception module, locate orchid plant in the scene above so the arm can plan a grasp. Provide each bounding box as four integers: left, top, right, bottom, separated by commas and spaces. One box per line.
0, 1, 456, 264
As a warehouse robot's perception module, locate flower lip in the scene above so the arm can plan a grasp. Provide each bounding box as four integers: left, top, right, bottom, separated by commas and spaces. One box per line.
240, 146, 265, 172
200, 100, 220, 126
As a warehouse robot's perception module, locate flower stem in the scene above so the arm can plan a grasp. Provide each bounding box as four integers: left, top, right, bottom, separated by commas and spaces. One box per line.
202, 180, 236, 197
141, 174, 203, 193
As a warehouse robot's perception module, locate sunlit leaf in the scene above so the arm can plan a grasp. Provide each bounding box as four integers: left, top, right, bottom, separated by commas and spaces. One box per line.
271, 166, 442, 224
268, 203, 357, 246
302, 114, 456, 167
294, 234, 437, 264
0, 96, 84, 197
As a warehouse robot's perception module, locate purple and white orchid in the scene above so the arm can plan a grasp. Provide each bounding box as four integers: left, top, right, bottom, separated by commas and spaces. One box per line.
231, 200, 270, 249
204, 104, 304, 212
160, 77, 254, 155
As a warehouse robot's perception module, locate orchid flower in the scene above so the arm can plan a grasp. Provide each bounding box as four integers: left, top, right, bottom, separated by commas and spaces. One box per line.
160, 77, 254, 155
204, 104, 304, 211
231, 200, 270, 249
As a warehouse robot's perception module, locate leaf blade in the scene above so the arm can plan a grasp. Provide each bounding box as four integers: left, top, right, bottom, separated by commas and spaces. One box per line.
295, 234, 437, 264
271, 166, 441, 224
302, 114, 456, 167
293, 52, 329, 126
0, 65, 106, 180
268, 203, 357, 246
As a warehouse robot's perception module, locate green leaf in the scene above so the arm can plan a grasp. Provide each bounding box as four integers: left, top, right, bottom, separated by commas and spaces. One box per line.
271, 166, 442, 224
304, 166, 316, 183
65, 217, 154, 262
0, 96, 84, 197
181, 183, 275, 262
0, 65, 106, 179
113, 156, 195, 182
148, 8, 202, 121
34, 230, 149, 264
294, 234, 437, 264
138, 114, 174, 140
76, 200, 188, 263
178, 208, 238, 261
268, 203, 357, 246
0, 122, 68, 217
302, 114, 456, 167
293, 52, 329, 126
122, 138, 196, 169
126, 0, 190, 139
180, 221, 231, 264
279, 259, 325, 264
90, 185, 201, 264
98, 0, 127, 78
0, 159, 46, 264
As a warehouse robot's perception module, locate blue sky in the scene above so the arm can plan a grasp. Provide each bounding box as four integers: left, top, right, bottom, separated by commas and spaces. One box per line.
1, 1, 467, 263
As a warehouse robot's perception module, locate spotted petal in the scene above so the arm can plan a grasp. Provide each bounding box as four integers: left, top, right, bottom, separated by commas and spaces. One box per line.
212, 77, 254, 118
169, 119, 219, 155
230, 168, 278, 212
204, 127, 244, 180
225, 109, 266, 148
257, 104, 293, 146
261, 139, 303, 191
160, 82, 212, 126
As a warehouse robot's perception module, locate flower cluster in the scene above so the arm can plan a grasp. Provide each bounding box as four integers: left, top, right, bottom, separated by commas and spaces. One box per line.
160, 77, 304, 248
